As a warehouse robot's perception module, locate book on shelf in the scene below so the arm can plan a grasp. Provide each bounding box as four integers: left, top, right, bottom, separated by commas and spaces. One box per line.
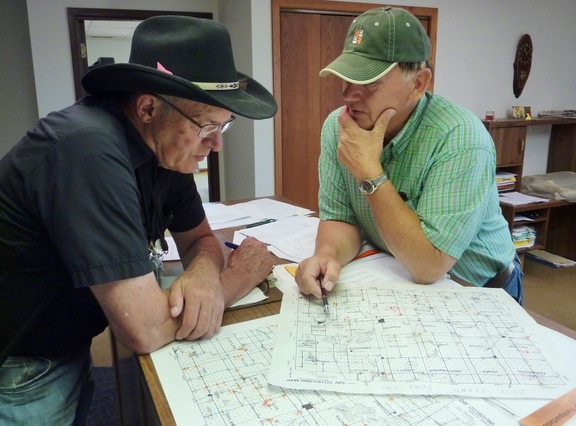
512, 225, 536, 249
525, 250, 576, 268
495, 169, 517, 192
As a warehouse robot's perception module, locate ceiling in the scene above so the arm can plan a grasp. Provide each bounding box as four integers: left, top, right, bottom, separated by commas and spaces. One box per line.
85, 20, 140, 41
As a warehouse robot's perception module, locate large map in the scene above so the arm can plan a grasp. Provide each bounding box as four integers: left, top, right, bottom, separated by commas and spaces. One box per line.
268, 280, 576, 399
151, 316, 517, 425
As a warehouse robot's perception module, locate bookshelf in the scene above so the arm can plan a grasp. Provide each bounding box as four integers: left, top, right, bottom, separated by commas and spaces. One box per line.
483, 118, 576, 259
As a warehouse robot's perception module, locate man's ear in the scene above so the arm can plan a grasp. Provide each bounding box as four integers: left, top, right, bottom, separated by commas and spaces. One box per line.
135, 94, 160, 124
411, 68, 433, 100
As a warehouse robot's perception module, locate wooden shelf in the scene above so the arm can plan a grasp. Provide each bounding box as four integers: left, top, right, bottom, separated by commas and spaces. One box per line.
484, 118, 576, 259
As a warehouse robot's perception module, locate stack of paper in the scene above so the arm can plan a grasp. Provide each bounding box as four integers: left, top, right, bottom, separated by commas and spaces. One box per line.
512, 225, 536, 249
499, 191, 550, 206
233, 215, 319, 262
525, 250, 576, 268
203, 198, 314, 230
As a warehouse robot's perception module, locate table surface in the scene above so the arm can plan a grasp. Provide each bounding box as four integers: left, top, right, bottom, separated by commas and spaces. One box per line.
136, 222, 576, 426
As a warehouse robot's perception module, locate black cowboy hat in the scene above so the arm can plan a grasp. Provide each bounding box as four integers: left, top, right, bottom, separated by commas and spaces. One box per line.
82, 15, 277, 120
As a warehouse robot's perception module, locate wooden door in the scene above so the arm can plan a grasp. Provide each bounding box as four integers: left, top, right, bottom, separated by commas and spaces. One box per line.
272, 1, 438, 212
278, 13, 353, 211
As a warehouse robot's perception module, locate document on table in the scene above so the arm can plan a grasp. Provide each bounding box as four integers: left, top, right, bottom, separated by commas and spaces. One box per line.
233, 215, 319, 262
151, 315, 519, 426
203, 198, 314, 230
151, 253, 576, 425
269, 280, 576, 399
202, 202, 256, 230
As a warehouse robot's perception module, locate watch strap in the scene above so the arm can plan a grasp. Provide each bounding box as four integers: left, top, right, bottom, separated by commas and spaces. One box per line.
359, 172, 389, 195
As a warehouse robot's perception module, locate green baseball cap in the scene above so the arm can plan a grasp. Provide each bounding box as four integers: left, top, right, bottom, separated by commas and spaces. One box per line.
320, 7, 431, 84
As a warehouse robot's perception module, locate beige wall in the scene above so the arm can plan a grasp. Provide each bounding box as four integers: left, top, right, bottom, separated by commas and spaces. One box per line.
0, 0, 38, 157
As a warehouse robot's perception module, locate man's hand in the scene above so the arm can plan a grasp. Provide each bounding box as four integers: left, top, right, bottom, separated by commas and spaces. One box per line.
220, 237, 275, 305
295, 254, 341, 299
168, 264, 225, 341
337, 106, 396, 180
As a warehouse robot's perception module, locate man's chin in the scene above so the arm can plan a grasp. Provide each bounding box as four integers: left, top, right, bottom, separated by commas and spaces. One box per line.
161, 163, 199, 175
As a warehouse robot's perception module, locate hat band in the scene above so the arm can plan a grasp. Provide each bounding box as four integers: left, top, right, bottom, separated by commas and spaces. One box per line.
193, 81, 240, 90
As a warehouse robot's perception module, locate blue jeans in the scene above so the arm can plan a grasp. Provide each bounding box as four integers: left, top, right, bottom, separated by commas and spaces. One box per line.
501, 254, 524, 306
0, 344, 94, 425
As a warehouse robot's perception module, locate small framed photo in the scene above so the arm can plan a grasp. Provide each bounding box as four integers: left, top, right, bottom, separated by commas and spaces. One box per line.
512, 106, 525, 119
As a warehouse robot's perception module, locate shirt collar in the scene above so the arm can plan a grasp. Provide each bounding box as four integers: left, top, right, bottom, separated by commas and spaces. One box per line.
93, 95, 156, 170
386, 91, 432, 157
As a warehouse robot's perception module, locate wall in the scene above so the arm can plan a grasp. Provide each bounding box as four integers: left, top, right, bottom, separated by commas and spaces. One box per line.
26, 0, 218, 117
329, 0, 576, 177
0, 0, 38, 158
87, 38, 132, 65
21, 0, 576, 199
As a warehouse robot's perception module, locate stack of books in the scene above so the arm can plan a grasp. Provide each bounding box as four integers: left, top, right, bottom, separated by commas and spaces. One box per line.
537, 110, 576, 118
512, 225, 536, 249
496, 169, 517, 192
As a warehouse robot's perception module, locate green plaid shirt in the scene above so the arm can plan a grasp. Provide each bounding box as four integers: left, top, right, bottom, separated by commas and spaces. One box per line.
318, 92, 515, 286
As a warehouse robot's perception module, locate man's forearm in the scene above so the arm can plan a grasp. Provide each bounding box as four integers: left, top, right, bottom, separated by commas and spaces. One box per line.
315, 220, 362, 266
365, 182, 454, 282
179, 233, 224, 274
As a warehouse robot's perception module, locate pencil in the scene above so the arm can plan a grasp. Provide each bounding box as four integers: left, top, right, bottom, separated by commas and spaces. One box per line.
320, 276, 329, 316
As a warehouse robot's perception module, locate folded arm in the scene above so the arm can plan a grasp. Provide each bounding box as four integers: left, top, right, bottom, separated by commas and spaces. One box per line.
91, 218, 225, 353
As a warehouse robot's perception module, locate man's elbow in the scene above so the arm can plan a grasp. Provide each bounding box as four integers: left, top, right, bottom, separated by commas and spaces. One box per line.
410, 264, 449, 284
112, 327, 168, 355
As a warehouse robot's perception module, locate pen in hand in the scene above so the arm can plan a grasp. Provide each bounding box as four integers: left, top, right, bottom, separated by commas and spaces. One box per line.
320, 275, 329, 317
225, 242, 239, 250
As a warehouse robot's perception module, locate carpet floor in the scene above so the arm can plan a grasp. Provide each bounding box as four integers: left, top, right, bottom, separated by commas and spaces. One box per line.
87, 366, 121, 426
523, 257, 576, 331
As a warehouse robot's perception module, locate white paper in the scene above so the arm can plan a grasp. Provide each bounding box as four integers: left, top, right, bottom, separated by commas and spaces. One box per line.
269, 281, 576, 399
228, 286, 267, 308
234, 216, 320, 262
499, 191, 550, 205
203, 202, 263, 230
162, 236, 180, 261
232, 197, 314, 220
151, 315, 518, 425
203, 198, 314, 230
514, 214, 535, 222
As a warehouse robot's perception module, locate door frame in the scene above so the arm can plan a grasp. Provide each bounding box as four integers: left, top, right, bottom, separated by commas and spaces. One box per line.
271, 0, 438, 197
66, 8, 222, 202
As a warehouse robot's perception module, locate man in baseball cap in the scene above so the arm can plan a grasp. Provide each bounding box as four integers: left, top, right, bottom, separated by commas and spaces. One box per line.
296, 7, 523, 306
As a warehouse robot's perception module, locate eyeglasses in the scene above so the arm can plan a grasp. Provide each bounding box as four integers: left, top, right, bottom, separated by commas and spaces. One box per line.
155, 94, 236, 138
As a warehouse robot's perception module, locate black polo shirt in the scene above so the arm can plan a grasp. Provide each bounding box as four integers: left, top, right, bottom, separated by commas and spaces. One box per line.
0, 95, 204, 358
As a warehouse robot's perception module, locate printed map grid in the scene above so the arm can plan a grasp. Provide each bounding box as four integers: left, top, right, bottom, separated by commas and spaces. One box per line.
269, 281, 574, 399
151, 316, 516, 425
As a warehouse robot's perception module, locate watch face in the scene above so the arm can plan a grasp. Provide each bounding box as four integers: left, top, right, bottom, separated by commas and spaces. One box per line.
361, 180, 375, 194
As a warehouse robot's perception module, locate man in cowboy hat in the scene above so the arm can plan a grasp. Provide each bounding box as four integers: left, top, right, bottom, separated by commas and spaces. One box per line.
295, 7, 523, 303
0, 16, 277, 423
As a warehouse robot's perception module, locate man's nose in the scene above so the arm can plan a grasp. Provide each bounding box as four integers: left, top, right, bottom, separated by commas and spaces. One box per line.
203, 134, 223, 152
342, 82, 363, 100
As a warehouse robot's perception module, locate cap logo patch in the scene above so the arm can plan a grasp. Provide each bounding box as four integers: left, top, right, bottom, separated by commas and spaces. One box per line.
352, 29, 364, 45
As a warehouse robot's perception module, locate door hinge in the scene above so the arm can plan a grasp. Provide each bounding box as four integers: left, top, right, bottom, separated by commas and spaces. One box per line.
80, 43, 87, 59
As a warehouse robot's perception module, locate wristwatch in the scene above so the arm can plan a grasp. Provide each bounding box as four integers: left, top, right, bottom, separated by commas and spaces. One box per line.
359, 172, 388, 195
